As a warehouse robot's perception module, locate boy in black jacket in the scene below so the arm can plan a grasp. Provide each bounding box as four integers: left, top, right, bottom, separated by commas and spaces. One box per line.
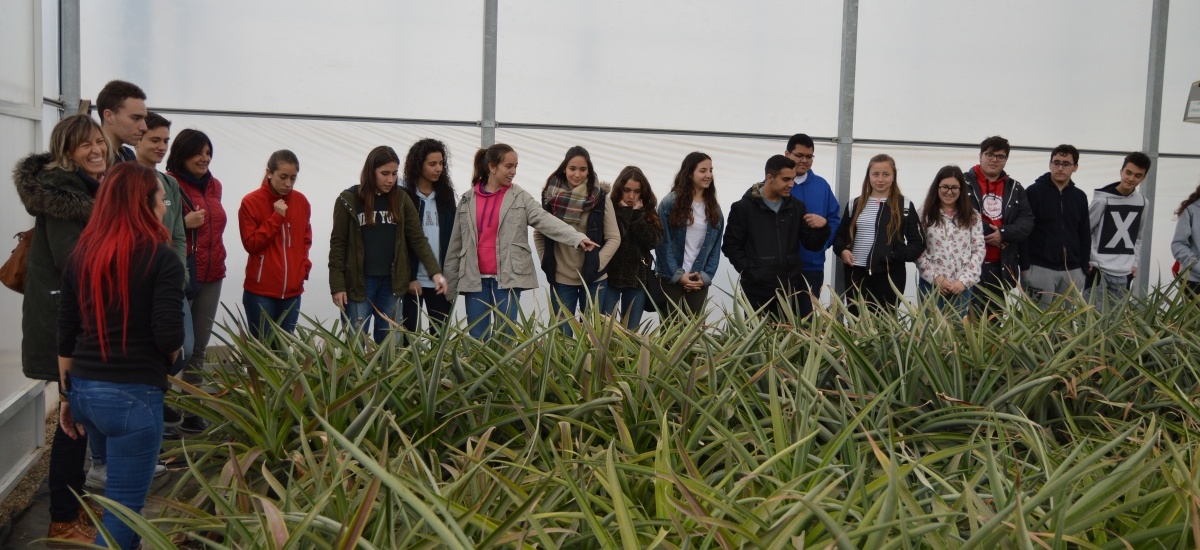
723, 155, 829, 318
1024, 144, 1091, 308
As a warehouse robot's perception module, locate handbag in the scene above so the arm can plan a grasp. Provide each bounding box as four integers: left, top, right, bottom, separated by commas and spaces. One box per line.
642, 259, 668, 314
179, 192, 201, 299
0, 228, 34, 293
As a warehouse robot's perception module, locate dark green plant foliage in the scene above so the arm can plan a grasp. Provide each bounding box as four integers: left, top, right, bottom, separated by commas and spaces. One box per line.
91, 286, 1200, 549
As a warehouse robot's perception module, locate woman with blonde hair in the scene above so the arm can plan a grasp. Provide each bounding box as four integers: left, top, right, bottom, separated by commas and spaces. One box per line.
833, 154, 925, 314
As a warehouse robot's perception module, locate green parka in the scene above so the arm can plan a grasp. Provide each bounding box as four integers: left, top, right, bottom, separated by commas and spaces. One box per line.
13, 152, 95, 381
328, 187, 441, 301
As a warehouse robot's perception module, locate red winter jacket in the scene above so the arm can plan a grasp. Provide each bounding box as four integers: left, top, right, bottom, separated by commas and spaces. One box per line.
238, 180, 313, 299
171, 171, 228, 282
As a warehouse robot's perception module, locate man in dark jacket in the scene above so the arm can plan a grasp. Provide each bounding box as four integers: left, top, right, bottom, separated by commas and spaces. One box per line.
723, 155, 830, 318
1024, 144, 1091, 308
965, 135, 1034, 316
96, 79, 147, 163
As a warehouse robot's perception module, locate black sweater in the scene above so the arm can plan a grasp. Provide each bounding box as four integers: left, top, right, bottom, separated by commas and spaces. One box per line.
1024, 174, 1091, 271
59, 243, 185, 390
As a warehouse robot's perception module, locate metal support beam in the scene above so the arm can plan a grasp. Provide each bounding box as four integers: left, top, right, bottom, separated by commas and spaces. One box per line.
1136, 0, 1169, 295
60, 0, 82, 115
481, 0, 498, 147
832, 0, 859, 295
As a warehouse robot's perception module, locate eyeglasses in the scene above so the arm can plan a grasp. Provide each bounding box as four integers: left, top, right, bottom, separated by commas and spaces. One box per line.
1051, 160, 1075, 168
938, 186, 961, 192
983, 152, 1008, 162
789, 152, 815, 161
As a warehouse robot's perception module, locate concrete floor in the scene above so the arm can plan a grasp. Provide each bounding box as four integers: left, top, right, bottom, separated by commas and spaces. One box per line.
2, 456, 178, 549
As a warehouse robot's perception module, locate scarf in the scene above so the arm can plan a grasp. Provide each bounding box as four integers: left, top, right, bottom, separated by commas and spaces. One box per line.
544, 177, 600, 226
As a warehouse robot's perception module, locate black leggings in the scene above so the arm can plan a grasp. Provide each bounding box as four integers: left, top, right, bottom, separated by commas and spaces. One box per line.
845, 264, 906, 317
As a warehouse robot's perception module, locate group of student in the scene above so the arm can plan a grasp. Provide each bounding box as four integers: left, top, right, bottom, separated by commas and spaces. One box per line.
15, 79, 1200, 549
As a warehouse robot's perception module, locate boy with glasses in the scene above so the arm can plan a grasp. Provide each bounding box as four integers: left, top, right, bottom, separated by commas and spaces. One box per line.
1023, 144, 1091, 308
785, 134, 840, 317
965, 135, 1033, 316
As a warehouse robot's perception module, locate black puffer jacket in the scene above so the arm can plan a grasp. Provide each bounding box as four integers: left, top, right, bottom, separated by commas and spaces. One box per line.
723, 183, 831, 295
13, 152, 95, 381
607, 204, 663, 289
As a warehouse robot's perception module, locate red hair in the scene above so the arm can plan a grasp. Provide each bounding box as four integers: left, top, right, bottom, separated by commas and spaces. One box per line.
72, 162, 170, 359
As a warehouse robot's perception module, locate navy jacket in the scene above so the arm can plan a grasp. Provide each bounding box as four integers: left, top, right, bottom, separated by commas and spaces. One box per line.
1024, 174, 1091, 271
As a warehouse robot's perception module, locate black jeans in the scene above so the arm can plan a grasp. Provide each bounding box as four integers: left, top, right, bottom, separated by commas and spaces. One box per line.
48, 419, 89, 522
402, 289, 453, 336
845, 264, 905, 317
798, 270, 824, 318
973, 261, 1017, 316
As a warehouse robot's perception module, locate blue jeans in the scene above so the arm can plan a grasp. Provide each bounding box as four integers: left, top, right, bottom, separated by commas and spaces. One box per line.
550, 280, 609, 336
798, 270, 824, 318
463, 278, 521, 341
69, 377, 164, 549
343, 275, 402, 344
243, 291, 301, 342
601, 285, 647, 330
918, 278, 972, 319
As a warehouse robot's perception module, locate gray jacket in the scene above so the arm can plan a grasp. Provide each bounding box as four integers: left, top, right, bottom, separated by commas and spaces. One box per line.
1171, 200, 1200, 282
445, 184, 586, 299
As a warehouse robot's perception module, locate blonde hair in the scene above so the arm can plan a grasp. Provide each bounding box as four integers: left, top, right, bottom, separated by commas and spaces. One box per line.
47, 114, 112, 172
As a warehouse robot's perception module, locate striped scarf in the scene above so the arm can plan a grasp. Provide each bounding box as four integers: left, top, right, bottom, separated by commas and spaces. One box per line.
544, 177, 600, 225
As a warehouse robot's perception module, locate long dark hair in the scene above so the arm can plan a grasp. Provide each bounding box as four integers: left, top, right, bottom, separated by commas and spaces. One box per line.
165, 129, 213, 176
471, 143, 516, 186
71, 163, 170, 360
403, 138, 456, 213
1176, 181, 1200, 217
921, 165, 977, 230
848, 154, 904, 244
543, 145, 597, 198
358, 146, 402, 227
611, 166, 661, 231
667, 152, 719, 229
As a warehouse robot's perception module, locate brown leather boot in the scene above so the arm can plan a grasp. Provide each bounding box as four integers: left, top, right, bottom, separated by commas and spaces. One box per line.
44, 514, 98, 547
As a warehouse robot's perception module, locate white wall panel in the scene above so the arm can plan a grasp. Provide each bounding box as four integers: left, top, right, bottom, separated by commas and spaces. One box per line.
79, 1, 484, 120
0, 0, 37, 105
496, 0, 845, 136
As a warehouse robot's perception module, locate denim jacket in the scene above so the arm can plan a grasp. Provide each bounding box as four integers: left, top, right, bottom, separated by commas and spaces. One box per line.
655, 191, 724, 286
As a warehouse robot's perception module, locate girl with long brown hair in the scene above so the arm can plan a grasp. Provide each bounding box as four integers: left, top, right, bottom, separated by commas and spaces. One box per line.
655, 152, 724, 317
329, 145, 446, 344
916, 165, 984, 317
601, 166, 663, 329
1171, 178, 1200, 298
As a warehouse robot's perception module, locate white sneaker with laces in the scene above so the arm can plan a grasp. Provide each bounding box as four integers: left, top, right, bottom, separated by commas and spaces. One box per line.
84, 461, 168, 490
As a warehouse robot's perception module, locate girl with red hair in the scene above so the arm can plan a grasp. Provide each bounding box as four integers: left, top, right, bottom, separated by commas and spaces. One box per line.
57, 162, 185, 549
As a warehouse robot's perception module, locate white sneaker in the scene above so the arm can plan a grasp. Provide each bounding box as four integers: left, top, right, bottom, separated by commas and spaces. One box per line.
84, 462, 168, 490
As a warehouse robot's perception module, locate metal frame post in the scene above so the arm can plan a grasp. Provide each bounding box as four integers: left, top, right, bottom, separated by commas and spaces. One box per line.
832, 0, 859, 295
60, 0, 81, 115
1136, 0, 1169, 295
481, 0, 498, 147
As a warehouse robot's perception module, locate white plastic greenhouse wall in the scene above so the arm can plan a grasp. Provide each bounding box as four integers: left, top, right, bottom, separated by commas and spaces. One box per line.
2, 0, 1198, 501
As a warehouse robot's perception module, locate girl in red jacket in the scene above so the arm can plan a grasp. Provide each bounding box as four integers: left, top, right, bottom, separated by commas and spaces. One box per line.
238, 150, 312, 341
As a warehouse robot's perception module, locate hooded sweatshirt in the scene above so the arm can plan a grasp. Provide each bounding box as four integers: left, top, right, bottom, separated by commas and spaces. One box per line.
1089, 182, 1146, 277
1025, 173, 1091, 271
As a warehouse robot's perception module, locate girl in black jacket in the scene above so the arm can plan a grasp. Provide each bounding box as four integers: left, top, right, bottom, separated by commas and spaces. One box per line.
600, 166, 663, 329
833, 154, 925, 314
